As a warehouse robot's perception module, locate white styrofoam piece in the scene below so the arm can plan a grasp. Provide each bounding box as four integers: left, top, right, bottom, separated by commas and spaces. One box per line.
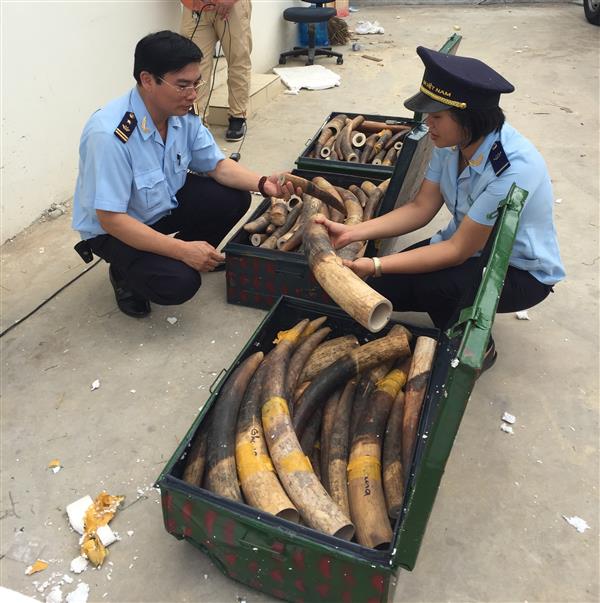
66, 496, 93, 535
69, 556, 88, 574
45, 585, 63, 603
96, 525, 118, 547
65, 583, 89, 603
502, 412, 516, 424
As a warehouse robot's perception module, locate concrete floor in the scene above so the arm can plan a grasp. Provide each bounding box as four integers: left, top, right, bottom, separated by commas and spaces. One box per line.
1, 4, 598, 602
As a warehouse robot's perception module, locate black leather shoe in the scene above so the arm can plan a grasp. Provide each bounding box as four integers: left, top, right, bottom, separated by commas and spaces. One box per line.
225, 117, 246, 142
109, 266, 151, 318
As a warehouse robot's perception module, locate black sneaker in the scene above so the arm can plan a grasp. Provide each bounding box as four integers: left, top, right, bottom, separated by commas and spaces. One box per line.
225, 117, 246, 142
109, 266, 151, 318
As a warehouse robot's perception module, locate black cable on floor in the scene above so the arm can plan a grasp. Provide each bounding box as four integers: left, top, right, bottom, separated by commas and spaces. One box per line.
0, 258, 102, 339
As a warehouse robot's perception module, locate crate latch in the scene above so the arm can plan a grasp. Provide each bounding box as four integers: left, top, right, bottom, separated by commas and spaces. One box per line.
446, 304, 491, 339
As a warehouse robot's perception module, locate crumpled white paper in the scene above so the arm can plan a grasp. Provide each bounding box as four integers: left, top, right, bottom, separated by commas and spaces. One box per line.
355, 20, 384, 34
273, 65, 341, 94
562, 515, 590, 533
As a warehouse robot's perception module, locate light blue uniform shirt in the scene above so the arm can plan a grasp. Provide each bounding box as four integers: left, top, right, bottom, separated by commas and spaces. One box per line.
425, 123, 565, 285
72, 87, 225, 240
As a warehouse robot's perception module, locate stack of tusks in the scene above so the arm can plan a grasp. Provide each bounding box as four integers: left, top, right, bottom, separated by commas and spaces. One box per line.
182, 316, 437, 550
306, 114, 412, 166
244, 172, 393, 333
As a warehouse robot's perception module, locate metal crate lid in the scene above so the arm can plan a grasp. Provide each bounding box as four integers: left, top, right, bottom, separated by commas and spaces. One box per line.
391, 183, 528, 570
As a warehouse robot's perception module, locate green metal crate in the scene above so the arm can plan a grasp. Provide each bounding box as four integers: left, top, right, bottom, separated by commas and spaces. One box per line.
157, 184, 528, 602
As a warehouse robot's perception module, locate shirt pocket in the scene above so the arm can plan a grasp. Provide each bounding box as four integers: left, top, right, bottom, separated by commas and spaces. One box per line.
133, 168, 169, 210
172, 152, 190, 192
173, 151, 190, 174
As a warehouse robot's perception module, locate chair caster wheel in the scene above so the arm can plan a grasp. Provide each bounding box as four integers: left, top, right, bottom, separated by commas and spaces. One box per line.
279, 56, 286, 65
337, 58, 344, 65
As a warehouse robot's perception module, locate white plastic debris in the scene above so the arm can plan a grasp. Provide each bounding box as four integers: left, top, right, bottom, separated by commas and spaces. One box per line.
555, 198, 562, 204
65, 583, 89, 603
355, 20, 384, 34
500, 423, 514, 435
90, 379, 100, 391
63, 575, 73, 584
166, 317, 178, 325
273, 65, 341, 94
562, 515, 590, 533
96, 525, 118, 547
502, 412, 516, 424
69, 556, 88, 574
45, 585, 63, 603
66, 496, 93, 535
450, 358, 459, 368
515, 310, 530, 320
126, 530, 134, 537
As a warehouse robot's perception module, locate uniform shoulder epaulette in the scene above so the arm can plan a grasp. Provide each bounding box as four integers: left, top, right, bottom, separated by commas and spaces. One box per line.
489, 140, 510, 176
114, 111, 137, 144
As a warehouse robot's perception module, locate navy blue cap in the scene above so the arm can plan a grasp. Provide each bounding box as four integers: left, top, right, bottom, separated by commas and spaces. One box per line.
404, 47, 515, 113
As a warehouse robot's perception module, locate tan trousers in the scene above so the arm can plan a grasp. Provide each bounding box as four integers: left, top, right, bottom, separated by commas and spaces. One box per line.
181, 1, 252, 120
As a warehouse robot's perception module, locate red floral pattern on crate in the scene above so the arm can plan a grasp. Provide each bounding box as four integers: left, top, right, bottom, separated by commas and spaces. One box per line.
161, 406, 397, 603
225, 255, 333, 310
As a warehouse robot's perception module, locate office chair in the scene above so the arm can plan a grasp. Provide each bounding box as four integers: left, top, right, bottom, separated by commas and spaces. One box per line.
279, 1, 343, 66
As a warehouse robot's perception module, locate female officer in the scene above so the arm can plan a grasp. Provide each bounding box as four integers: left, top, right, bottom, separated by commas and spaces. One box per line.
316, 47, 565, 371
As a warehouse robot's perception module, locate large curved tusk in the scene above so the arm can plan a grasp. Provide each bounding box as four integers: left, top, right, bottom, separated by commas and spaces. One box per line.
303, 219, 392, 332
205, 351, 264, 502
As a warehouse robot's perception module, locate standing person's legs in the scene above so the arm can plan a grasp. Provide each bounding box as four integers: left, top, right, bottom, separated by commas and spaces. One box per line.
181, 6, 218, 121
219, 0, 252, 119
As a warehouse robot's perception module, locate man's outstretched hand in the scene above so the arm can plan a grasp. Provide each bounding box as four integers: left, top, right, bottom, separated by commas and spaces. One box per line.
180, 240, 225, 272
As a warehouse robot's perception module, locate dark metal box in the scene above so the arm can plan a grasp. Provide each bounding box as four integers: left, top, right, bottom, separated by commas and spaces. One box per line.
293, 34, 463, 180
223, 140, 430, 310
295, 112, 423, 180
157, 184, 527, 603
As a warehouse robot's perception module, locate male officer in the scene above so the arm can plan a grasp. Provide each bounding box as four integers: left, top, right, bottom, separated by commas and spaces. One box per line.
180, 0, 252, 141
72, 31, 284, 317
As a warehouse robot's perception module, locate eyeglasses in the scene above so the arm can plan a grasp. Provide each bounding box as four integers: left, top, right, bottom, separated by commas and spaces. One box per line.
157, 76, 205, 95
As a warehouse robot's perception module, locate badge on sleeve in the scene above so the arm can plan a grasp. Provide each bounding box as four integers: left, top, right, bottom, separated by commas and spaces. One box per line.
489, 141, 510, 176
114, 112, 137, 144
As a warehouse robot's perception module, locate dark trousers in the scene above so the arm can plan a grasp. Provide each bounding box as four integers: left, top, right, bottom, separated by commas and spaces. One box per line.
88, 173, 251, 305
370, 239, 553, 330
